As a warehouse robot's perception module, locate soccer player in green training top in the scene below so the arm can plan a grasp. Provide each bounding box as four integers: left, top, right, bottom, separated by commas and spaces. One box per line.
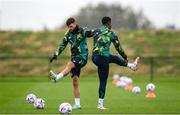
90, 16, 140, 109
49, 17, 89, 109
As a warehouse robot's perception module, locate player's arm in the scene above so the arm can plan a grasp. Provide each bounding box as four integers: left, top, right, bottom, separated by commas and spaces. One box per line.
50, 36, 68, 63
83, 27, 94, 38
55, 36, 68, 55
112, 34, 128, 62
72, 28, 93, 49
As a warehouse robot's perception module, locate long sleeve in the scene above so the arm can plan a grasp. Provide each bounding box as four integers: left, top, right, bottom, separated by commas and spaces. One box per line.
55, 36, 68, 56
72, 27, 93, 48
83, 27, 94, 38
112, 35, 127, 60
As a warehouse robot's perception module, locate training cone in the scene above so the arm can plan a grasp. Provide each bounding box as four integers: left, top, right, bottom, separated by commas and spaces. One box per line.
112, 79, 119, 85
124, 83, 133, 91
146, 91, 156, 98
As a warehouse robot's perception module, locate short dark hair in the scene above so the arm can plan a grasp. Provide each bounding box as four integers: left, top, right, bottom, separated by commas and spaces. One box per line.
66, 17, 75, 26
102, 16, 111, 25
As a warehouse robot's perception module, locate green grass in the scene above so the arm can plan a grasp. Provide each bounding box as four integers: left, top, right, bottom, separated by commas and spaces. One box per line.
0, 76, 180, 114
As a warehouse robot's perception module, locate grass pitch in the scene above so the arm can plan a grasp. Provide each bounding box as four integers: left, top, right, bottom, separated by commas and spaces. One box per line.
0, 76, 180, 114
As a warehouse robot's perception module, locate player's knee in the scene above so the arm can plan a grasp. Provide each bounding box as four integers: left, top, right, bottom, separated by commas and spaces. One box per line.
67, 62, 72, 66
67, 62, 74, 68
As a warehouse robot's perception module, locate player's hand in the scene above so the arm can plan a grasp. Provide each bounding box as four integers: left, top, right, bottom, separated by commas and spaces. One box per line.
50, 54, 57, 63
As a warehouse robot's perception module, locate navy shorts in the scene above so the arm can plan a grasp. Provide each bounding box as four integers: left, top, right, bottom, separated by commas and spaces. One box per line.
71, 55, 87, 77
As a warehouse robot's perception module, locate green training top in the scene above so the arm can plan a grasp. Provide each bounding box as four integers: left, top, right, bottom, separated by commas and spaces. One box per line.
55, 26, 88, 60
92, 25, 127, 60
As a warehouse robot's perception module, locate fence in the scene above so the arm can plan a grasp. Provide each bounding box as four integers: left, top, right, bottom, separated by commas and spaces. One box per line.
0, 56, 179, 81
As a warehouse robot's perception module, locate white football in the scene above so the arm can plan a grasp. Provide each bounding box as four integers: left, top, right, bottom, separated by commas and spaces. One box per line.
26, 94, 36, 103
125, 78, 133, 84
34, 98, 45, 109
59, 102, 72, 114
132, 86, 141, 94
119, 76, 128, 82
116, 81, 127, 88
146, 83, 156, 91
112, 74, 120, 80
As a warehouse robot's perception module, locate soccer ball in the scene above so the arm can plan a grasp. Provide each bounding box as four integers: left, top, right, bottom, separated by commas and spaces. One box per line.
59, 102, 72, 114
146, 83, 156, 91
34, 98, 45, 109
125, 78, 133, 84
26, 94, 36, 103
116, 81, 127, 88
119, 76, 128, 82
132, 86, 141, 94
112, 74, 120, 80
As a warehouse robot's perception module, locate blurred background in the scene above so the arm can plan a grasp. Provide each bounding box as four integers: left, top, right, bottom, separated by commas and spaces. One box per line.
0, 0, 180, 79
0, 0, 180, 114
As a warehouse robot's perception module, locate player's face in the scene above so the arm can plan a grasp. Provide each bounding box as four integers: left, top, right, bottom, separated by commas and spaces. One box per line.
107, 21, 112, 29
68, 22, 77, 32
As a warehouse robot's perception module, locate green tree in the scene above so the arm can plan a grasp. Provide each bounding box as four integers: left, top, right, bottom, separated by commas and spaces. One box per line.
73, 3, 153, 29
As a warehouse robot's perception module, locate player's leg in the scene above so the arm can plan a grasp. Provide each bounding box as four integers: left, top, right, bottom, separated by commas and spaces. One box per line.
109, 54, 140, 71
92, 54, 109, 109
49, 61, 75, 82
71, 56, 87, 109
97, 62, 109, 109
73, 76, 80, 99
73, 76, 80, 101
109, 54, 127, 66
71, 68, 81, 109
61, 61, 75, 76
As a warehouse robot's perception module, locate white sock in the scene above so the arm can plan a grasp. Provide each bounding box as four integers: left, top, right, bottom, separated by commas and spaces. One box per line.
98, 98, 104, 107
127, 63, 135, 68
75, 98, 80, 106
56, 73, 64, 80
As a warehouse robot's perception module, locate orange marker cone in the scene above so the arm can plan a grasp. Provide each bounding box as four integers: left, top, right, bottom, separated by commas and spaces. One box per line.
124, 83, 133, 91
146, 91, 156, 98
112, 79, 119, 85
